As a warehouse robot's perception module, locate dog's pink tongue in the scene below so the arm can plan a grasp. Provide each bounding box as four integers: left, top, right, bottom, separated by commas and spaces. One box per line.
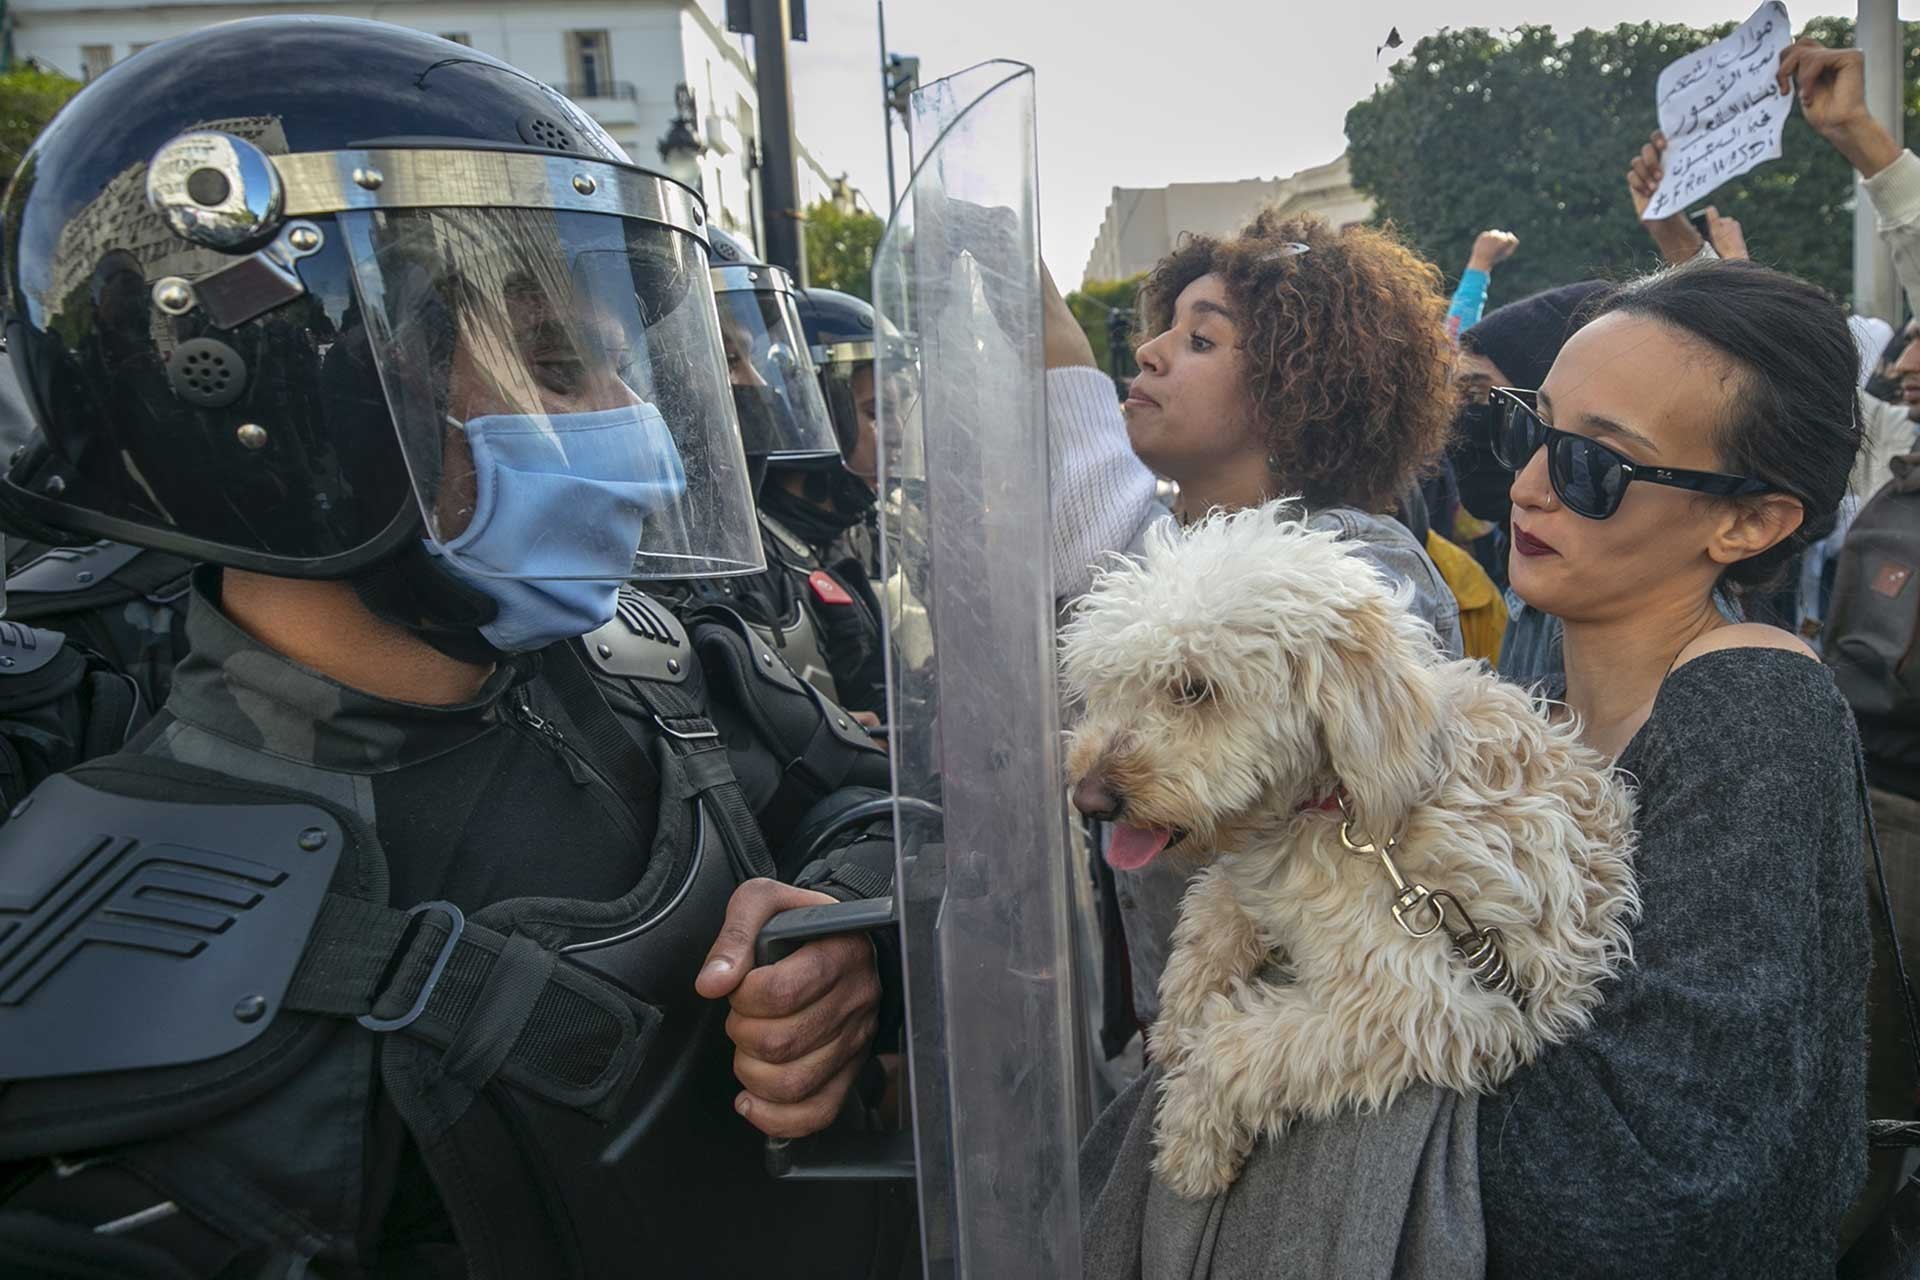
1105, 823, 1173, 870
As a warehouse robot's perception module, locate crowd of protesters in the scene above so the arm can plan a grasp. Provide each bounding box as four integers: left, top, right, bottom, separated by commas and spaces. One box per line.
1048, 34, 1920, 1277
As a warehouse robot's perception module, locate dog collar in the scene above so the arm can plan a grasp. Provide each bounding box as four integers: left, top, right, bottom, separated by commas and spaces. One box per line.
1298, 791, 1345, 815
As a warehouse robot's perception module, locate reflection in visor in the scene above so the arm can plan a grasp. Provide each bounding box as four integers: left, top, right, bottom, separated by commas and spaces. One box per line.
716, 289, 839, 461
339, 205, 764, 579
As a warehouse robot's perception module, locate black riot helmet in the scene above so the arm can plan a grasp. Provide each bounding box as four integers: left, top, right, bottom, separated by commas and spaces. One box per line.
793, 287, 881, 486
703, 226, 839, 468
0, 17, 761, 583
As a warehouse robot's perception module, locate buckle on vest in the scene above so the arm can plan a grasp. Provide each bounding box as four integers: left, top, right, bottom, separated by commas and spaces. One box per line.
652, 714, 720, 742
358, 900, 465, 1032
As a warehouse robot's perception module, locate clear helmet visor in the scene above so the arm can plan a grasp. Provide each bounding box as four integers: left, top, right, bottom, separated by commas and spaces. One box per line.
714, 283, 840, 463
341, 206, 762, 579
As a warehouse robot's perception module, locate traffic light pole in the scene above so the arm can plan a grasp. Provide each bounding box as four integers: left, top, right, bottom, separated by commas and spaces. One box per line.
750, 0, 808, 283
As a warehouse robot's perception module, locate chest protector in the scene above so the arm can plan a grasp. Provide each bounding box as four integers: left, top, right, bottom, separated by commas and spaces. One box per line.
659, 515, 887, 716
0, 595, 884, 1279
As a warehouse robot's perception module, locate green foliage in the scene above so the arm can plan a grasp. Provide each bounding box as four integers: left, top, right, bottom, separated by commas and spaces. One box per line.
804, 200, 884, 300
1066, 273, 1147, 376
1344, 16, 1920, 305
0, 66, 81, 190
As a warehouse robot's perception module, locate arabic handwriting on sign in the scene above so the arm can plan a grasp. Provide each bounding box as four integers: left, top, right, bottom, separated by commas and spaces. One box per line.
1643, 1, 1792, 223
1734, 20, 1773, 60
1660, 58, 1711, 107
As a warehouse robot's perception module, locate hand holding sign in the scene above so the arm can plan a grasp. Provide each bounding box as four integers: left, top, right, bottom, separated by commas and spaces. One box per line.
1641, 2, 1794, 223
1626, 132, 1712, 265
1778, 38, 1905, 178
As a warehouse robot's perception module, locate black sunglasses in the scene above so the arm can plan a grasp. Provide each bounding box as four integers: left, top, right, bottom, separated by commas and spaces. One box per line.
1488, 387, 1775, 520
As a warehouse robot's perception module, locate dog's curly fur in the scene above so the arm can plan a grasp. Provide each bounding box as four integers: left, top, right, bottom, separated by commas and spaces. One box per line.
1061, 504, 1640, 1200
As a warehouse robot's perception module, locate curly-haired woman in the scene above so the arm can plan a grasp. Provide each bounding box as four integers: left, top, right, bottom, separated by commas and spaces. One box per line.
1060, 211, 1464, 1036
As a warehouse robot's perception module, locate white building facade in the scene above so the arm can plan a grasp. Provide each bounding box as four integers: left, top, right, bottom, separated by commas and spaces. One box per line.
7, 0, 844, 249
1081, 153, 1374, 287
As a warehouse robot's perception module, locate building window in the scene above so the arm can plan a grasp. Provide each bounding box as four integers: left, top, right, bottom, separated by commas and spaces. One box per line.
129, 42, 153, 55
439, 32, 471, 46
566, 30, 612, 99
80, 45, 112, 81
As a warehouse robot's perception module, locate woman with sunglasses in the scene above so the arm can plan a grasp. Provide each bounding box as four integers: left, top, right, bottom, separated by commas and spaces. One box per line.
1477, 258, 1872, 1274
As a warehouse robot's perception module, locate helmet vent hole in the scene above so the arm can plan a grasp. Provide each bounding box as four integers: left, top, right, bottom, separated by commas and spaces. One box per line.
167, 338, 247, 409
517, 111, 577, 153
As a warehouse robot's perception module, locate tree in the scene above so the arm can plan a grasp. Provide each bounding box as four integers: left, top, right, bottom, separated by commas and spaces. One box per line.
1344, 17, 1920, 304
1066, 273, 1147, 378
804, 200, 884, 300
0, 66, 81, 190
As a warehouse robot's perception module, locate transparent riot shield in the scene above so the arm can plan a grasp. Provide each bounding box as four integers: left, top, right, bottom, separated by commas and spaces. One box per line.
873, 62, 1082, 1278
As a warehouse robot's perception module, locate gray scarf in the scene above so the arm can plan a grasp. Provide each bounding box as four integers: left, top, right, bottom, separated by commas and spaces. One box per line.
1080, 1068, 1485, 1279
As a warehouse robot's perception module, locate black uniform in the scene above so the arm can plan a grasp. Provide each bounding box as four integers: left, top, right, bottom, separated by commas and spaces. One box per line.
0, 574, 903, 1277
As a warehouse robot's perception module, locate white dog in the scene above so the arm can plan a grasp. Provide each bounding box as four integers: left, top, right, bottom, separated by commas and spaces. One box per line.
1062, 503, 1639, 1200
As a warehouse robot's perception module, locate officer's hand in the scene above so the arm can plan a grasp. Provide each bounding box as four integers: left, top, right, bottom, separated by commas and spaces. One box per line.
696, 878, 881, 1139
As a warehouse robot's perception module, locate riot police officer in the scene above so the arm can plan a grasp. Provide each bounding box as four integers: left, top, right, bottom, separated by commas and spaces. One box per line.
656, 237, 887, 715
758, 285, 893, 713
0, 19, 905, 1277
790, 285, 886, 557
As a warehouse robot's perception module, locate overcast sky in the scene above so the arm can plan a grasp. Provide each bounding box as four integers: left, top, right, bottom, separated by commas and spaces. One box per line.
784, 0, 1916, 284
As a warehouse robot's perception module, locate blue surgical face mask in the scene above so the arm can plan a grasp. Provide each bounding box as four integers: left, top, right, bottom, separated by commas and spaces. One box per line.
425, 403, 688, 652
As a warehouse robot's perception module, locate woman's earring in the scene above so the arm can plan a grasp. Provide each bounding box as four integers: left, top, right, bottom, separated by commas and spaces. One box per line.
1267, 451, 1282, 473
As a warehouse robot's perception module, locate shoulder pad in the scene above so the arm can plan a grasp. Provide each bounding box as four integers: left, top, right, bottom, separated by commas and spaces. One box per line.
0, 620, 66, 675
583, 588, 692, 684
692, 608, 880, 757
694, 605, 806, 695
0, 773, 342, 1081
7, 540, 145, 596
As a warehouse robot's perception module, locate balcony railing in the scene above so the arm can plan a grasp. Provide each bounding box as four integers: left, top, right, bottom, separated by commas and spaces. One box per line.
557, 80, 638, 102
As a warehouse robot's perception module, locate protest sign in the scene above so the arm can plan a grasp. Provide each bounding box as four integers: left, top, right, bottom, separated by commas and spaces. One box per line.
1642, 1, 1793, 222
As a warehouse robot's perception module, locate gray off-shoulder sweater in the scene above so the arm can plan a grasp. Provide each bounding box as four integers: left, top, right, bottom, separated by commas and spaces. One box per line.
1481, 647, 1871, 1277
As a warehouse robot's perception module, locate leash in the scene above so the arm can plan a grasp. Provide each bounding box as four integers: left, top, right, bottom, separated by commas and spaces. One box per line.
1310, 790, 1524, 1004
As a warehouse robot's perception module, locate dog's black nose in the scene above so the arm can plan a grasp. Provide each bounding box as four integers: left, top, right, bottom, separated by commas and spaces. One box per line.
1072, 774, 1122, 821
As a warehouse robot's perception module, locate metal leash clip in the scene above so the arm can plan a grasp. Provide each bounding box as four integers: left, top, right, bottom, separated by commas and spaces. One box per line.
1338, 801, 1525, 1004
1428, 888, 1521, 1001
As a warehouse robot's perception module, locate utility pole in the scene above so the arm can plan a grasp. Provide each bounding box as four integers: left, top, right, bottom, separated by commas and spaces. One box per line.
1855, 0, 1903, 322
878, 0, 895, 214
748, 0, 807, 283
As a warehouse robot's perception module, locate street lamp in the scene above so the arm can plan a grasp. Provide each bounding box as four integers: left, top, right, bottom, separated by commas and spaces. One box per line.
657, 83, 706, 193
